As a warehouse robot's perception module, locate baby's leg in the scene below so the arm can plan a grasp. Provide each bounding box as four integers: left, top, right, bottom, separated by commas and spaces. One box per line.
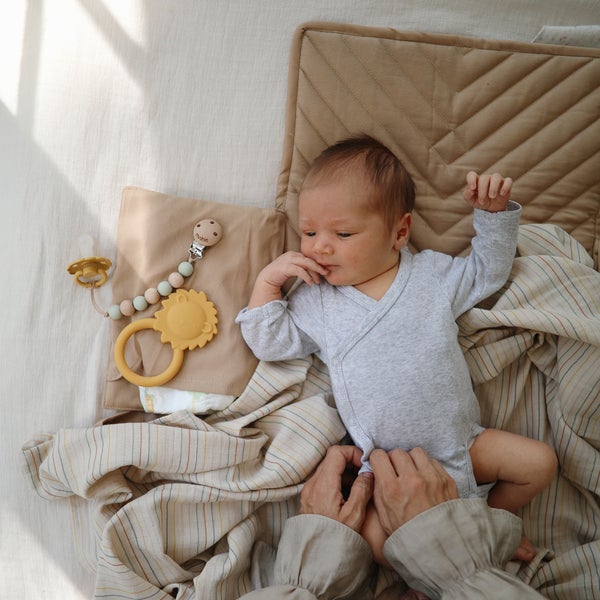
470, 428, 557, 513
470, 428, 557, 561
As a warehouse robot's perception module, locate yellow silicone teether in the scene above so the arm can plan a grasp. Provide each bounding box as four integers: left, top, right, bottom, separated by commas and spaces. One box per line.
114, 288, 218, 387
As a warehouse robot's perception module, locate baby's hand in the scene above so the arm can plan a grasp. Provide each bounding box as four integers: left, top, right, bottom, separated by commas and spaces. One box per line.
463, 171, 513, 213
248, 251, 328, 308
261, 251, 328, 288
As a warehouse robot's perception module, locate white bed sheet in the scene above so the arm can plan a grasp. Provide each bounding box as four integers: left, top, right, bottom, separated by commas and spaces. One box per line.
2, 1, 599, 598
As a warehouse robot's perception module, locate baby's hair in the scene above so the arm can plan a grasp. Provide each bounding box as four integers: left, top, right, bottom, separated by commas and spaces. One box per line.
301, 134, 415, 232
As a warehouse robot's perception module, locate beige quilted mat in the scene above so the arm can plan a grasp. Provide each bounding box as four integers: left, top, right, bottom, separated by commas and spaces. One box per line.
277, 22, 600, 267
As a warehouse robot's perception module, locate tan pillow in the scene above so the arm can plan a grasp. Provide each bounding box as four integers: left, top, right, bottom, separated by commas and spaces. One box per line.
104, 187, 286, 411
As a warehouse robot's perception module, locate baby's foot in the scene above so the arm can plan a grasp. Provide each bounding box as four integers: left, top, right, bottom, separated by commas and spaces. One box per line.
512, 536, 536, 562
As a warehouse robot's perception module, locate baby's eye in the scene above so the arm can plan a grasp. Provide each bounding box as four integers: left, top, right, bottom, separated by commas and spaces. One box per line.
303, 231, 316, 237
338, 232, 352, 238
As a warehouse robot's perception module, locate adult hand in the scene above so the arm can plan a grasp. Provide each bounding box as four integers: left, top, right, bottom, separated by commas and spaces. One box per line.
371, 447, 459, 536
300, 445, 374, 532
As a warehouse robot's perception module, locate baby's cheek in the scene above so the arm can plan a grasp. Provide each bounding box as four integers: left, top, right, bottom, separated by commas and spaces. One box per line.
300, 241, 314, 259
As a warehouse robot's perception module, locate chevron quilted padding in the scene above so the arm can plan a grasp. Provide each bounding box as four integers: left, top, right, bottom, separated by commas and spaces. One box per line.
277, 23, 600, 266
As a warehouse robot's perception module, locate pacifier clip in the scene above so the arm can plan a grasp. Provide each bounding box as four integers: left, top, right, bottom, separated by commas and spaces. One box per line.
67, 219, 223, 387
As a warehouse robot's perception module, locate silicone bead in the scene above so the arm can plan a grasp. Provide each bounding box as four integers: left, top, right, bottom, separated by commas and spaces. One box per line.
144, 287, 161, 305
133, 295, 149, 311
178, 261, 194, 277
120, 299, 135, 317
168, 272, 185, 288
107, 304, 122, 320
157, 280, 173, 297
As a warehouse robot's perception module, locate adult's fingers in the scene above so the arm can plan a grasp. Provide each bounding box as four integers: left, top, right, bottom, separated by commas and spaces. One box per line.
339, 472, 374, 532
300, 446, 362, 517
371, 449, 415, 535
388, 447, 421, 474
371, 448, 408, 479
407, 446, 441, 477
429, 457, 459, 500
317, 445, 362, 478
372, 447, 460, 534
409, 448, 459, 502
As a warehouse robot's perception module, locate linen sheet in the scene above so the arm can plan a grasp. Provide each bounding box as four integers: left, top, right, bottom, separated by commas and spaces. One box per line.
5, 2, 600, 599
24, 358, 343, 599
277, 23, 600, 263
22, 224, 600, 598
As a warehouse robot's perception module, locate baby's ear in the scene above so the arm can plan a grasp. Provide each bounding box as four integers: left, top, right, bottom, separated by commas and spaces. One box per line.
393, 212, 412, 250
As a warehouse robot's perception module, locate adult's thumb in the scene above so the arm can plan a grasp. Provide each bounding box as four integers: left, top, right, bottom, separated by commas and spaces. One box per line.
342, 472, 374, 531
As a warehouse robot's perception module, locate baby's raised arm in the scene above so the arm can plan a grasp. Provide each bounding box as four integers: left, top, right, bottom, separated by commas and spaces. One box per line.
463, 171, 513, 213
248, 251, 328, 309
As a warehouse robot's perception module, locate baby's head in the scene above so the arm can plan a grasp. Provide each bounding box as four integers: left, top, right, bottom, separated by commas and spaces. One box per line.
300, 134, 415, 233
298, 136, 415, 292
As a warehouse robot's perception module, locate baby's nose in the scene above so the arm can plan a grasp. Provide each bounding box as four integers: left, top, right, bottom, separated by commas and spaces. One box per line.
314, 239, 332, 254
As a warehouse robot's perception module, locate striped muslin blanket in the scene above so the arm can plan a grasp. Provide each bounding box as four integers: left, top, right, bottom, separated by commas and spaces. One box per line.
22, 224, 600, 599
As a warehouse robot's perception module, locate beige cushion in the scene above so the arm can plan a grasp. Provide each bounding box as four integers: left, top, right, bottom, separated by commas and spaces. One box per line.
277, 23, 600, 266
104, 187, 286, 411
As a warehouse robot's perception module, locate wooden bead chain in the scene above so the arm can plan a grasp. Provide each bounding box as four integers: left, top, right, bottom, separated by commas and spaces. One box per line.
107, 260, 195, 320
68, 218, 223, 319
107, 218, 223, 320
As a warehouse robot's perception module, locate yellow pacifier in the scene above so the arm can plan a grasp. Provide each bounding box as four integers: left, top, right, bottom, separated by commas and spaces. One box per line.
114, 288, 218, 387
68, 219, 223, 387
67, 256, 112, 288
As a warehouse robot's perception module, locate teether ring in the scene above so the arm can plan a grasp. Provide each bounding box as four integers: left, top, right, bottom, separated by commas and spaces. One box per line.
114, 289, 218, 386
69, 217, 223, 387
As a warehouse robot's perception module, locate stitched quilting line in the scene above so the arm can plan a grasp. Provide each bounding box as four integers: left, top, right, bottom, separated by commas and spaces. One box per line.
285, 27, 600, 257
438, 57, 598, 169
300, 32, 448, 189
300, 32, 598, 188
299, 34, 400, 146
525, 140, 599, 209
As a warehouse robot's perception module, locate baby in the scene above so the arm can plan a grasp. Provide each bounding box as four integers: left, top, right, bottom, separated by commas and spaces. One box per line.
236, 135, 557, 564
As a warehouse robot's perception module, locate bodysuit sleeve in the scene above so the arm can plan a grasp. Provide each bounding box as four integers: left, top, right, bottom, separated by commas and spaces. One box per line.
235, 300, 318, 361
433, 201, 521, 317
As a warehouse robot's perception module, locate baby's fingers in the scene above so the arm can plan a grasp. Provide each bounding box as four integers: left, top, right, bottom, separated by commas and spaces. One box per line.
486, 172, 513, 199
297, 267, 321, 286
466, 171, 479, 192
499, 176, 513, 198
290, 255, 329, 285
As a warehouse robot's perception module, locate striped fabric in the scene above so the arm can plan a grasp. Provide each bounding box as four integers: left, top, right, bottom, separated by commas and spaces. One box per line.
22, 358, 346, 599
22, 224, 600, 599
460, 224, 600, 598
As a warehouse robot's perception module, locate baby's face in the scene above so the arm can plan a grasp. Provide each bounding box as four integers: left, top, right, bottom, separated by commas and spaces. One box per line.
299, 172, 410, 294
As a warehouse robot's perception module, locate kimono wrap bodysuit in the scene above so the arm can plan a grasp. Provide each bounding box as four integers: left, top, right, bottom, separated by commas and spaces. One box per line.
236, 203, 521, 498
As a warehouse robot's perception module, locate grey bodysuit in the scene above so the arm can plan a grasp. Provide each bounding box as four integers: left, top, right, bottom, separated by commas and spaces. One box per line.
236, 203, 521, 497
